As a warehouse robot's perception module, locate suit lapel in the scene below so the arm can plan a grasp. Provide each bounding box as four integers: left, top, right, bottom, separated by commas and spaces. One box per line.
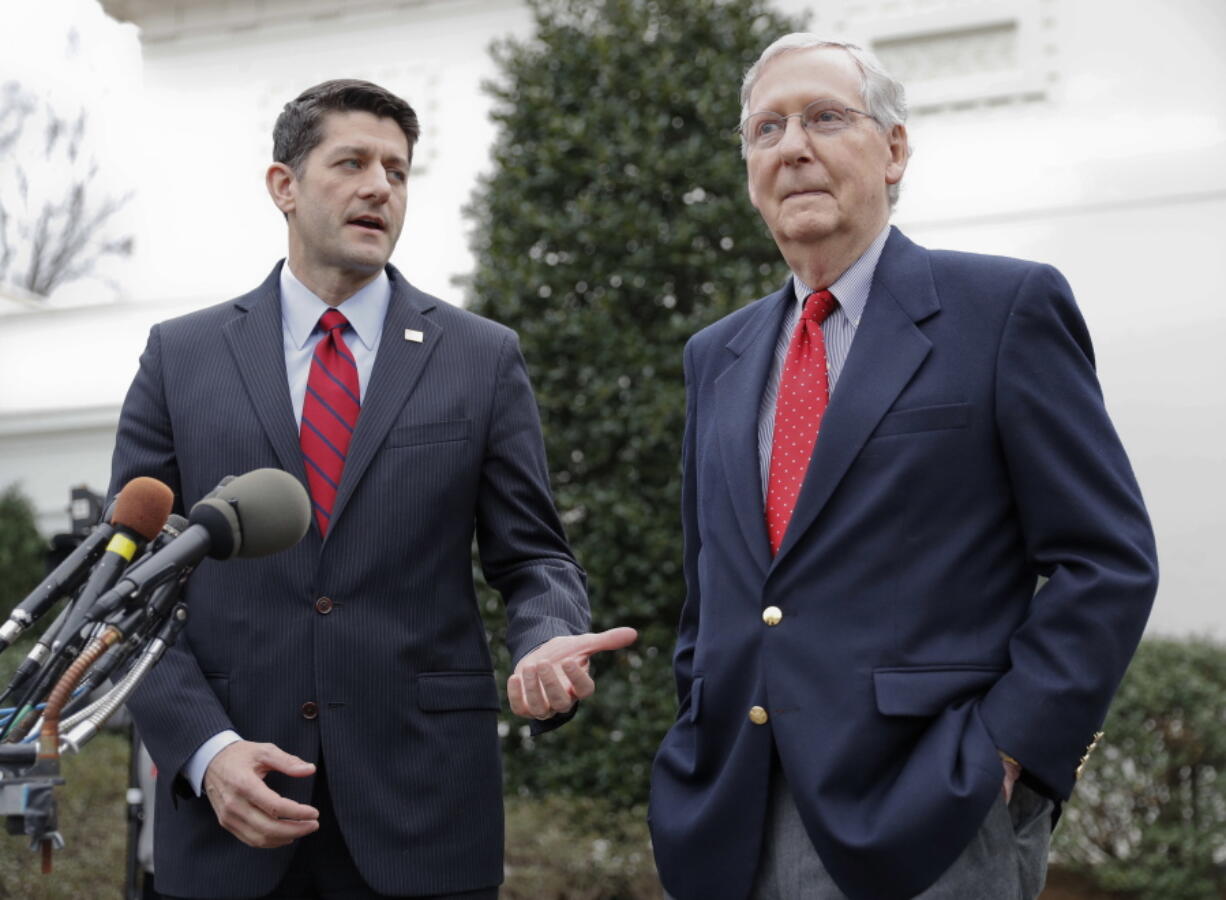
327, 268, 440, 537
223, 263, 307, 483
715, 283, 794, 571
771, 229, 940, 567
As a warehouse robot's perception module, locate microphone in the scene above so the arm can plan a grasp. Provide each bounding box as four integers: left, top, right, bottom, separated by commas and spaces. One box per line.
0, 526, 112, 652
63, 516, 192, 709
0, 473, 306, 742
49, 478, 174, 656
0, 512, 190, 710
84, 468, 311, 623
0, 475, 167, 736
0, 478, 173, 653
120, 513, 191, 579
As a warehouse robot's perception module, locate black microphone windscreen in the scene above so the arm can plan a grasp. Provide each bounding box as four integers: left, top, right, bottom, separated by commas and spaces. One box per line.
198, 468, 311, 559
188, 500, 240, 560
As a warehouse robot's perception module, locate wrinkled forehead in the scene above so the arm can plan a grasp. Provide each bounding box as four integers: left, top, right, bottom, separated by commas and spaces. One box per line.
747, 47, 865, 114
316, 109, 410, 158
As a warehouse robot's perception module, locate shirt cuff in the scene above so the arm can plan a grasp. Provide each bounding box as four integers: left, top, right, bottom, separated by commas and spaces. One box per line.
184, 730, 242, 797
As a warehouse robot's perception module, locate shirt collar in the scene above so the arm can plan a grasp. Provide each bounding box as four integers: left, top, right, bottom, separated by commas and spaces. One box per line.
280, 262, 391, 351
791, 224, 891, 327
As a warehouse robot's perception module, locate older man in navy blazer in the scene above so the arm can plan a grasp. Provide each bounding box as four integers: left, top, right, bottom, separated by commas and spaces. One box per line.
650, 35, 1157, 900
111, 79, 634, 899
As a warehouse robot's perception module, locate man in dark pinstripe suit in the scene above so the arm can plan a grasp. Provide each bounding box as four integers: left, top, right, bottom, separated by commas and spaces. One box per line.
111, 79, 635, 900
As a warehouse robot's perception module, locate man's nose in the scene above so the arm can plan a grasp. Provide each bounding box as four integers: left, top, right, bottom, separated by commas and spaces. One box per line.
776, 116, 815, 165
358, 168, 393, 201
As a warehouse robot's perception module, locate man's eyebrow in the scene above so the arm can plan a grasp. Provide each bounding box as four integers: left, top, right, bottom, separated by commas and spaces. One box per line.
327, 144, 372, 159
327, 144, 409, 168
748, 96, 846, 114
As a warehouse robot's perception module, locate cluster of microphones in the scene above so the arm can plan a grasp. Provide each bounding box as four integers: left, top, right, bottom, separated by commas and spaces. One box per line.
0, 468, 311, 870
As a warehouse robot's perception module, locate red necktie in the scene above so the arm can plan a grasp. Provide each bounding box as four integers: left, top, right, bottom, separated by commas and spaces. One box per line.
300, 309, 361, 537
765, 289, 837, 556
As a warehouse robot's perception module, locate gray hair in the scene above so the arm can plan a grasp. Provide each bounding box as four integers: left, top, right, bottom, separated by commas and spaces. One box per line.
740, 33, 910, 207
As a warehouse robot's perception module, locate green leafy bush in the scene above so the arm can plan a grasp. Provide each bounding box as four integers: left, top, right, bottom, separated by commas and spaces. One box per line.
0, 483, 45, 623
1053, 638, 1226, 900
0, 484, 46, 689
465, 0, 802, 810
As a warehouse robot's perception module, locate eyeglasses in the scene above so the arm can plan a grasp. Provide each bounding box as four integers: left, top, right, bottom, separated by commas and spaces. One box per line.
737, 99, 877, 150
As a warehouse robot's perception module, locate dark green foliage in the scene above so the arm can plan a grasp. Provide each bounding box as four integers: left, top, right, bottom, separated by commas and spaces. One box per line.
0, 484, 47, 691
1053, 638, 1226, 899
0, 483, 44, 623
464, 0, 802, 806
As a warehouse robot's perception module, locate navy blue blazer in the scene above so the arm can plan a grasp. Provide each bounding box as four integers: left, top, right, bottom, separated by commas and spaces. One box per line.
111, 263, 589, 898
650, 228, 1157, 900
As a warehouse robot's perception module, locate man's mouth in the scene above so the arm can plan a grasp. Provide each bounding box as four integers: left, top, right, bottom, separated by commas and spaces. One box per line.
348, 216, 386, 232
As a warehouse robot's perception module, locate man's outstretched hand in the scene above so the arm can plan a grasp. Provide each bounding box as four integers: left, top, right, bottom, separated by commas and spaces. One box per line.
508, 627, 638, 720
203, 740, 319, 848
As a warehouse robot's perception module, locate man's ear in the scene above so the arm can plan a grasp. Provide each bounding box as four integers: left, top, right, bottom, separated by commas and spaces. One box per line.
266, 162, 297, 216
885, 124, 909, 186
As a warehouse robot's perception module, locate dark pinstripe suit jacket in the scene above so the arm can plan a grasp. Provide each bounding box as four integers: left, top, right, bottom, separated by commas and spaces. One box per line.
110, 262, 589, 898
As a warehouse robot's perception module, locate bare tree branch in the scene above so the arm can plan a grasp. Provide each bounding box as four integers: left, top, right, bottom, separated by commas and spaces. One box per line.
0, 86, 133, 299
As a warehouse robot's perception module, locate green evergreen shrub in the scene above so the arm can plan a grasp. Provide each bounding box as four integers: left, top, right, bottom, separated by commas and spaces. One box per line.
0, 483, 46, 689
1053, 637, 1226, 900
463, 0, 802, 808
0, 483, 44, 622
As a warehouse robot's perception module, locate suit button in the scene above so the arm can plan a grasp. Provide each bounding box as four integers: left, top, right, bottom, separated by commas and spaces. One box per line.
749, 706, 769, 725
762, 606, 782, 626
315, 596, 333, 614
301, 701, 319, 720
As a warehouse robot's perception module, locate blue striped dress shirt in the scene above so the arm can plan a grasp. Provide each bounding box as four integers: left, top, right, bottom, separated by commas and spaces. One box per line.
757, 224, 891, 497
280, 262, 390, 427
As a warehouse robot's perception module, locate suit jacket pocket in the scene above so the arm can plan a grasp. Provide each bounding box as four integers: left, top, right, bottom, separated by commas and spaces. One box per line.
416, 671, 501, 712
870, 402, 970, 438
873, 665, 1004, 716
386, 419, 472, 448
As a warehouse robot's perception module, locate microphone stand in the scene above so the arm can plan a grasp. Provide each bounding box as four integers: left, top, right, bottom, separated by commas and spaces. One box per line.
0, 581, 188, 871
124, 722, 145, 900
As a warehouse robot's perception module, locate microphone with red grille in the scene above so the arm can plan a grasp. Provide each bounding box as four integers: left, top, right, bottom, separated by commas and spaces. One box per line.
49, 478, 174, 656
83, 468, 312, 623
0, 477, 174, 654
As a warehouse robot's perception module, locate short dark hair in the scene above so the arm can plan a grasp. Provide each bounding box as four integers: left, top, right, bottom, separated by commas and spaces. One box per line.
272, 79, 420, 174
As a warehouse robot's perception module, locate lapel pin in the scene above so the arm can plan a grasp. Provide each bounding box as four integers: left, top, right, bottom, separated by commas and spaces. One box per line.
404, 329, 424, 343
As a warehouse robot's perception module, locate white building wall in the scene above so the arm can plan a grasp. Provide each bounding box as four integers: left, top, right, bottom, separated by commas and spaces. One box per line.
125, 0, 533, 306
1, 0, 1223, 635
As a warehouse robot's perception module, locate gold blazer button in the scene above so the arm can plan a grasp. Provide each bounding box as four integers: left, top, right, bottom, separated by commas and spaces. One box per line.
749, 706, 769, 725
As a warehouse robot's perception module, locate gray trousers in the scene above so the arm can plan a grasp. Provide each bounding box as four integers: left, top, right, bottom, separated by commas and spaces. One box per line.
668, 770, 1052, 900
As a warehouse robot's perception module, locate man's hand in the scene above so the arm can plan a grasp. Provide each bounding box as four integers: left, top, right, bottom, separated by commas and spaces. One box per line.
202, 740, 320, 848
508, 627, 638, 720
1000, 752, 1022, 803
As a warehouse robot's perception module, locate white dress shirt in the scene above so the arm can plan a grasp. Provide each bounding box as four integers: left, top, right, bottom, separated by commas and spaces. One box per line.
183, 262, 391, 795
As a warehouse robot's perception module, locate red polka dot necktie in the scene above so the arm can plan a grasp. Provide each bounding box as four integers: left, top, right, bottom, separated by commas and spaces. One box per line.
300, 309, 361, 537
765, 289, 837, 556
